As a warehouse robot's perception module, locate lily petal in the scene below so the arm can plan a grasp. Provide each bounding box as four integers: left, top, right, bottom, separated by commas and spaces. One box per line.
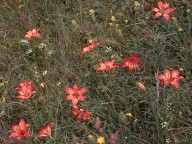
66, 95, 74, 100
151, 8, 160, 12
164, 70, 171, 79
170, 81, 179, 89
172, 70, 179, 78
165, 8, 176, 14
163, 13, 170, 21
158, 2, 164, 10
79, 88, 87, 95
154, 12, 162, 18
163, 2, 170, 9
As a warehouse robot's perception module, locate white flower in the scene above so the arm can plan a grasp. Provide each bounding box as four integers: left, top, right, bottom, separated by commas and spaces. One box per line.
161, 122, 168, 128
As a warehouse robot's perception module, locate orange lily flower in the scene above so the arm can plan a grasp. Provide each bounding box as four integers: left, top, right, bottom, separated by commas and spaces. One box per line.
157, 69, 184, 88
15, 80, 36, 100
72, 107, 92, 121
96, 59, 119, 72
151, 2, 175, 21
9, 119, 31, 141
122, 53, 141, 72
35, 123, 53, 140
81, 41, 100, 55
66, 85, 86, 107
25, 28, 40, 40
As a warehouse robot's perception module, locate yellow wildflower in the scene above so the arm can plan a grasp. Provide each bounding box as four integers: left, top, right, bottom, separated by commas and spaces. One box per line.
111, 16, 116, 22
126, 113, 133, 117
124, 19, 128, 23
179, 111, 183, 116
179, 68, 184, 72
89, 9, 95, 15
186, 9, 190, 13
39, 83, 46, 88
88, 135, 94, 141
97, 136, 105, 144
171, 17, 177, 24
71, 20, 77, 26
0, 81, 8, 86
19, 5, 24, 9
178, 27, 184, 32
134, 1, 140, 10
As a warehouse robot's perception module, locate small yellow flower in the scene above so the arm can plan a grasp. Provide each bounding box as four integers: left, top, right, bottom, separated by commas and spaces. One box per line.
126, 113, 133, 117
88, 135, 95, 141
0, 81, 8, 86
186, 9, 190, 13
179, 68, 184, 72
111, 16, 116, 22
178, 27, 184, 32
97, 136, 105, 144
39, 83, 46, 88
19, 5, 24, 9
89, 9, 95, 15
179, 111, 183, 116
71, 20, 77, 26
171, 17, 177, 24
2, 96, 6, 104
134, 1, 140, 10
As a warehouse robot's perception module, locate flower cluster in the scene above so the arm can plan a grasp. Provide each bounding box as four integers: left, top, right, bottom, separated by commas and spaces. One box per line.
95, 53, 141, 72
66, 85, 92, 121
8, 80, 54, 141
81, 41, 142, 73
9, 119, 53, 141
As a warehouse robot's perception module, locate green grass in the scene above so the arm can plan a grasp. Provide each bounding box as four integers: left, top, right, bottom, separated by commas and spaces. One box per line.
0, 0, 192, 143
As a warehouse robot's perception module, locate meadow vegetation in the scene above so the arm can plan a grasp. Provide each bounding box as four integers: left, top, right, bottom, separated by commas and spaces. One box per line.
0, 0, 192, 143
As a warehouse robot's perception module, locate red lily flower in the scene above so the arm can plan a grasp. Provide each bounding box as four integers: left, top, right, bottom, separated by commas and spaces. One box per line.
122, 53, 141, 72
81, 41, 100, 55
25, 28, 40, 40
72, 107, 92, 121
35, 123, 53, 140
151, 2, 175, 21
96, 59, 119, 72
15, 80, 36, 100
66, 85, 86, 107
9, 119, 31, 141
157, 69, 184, 88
